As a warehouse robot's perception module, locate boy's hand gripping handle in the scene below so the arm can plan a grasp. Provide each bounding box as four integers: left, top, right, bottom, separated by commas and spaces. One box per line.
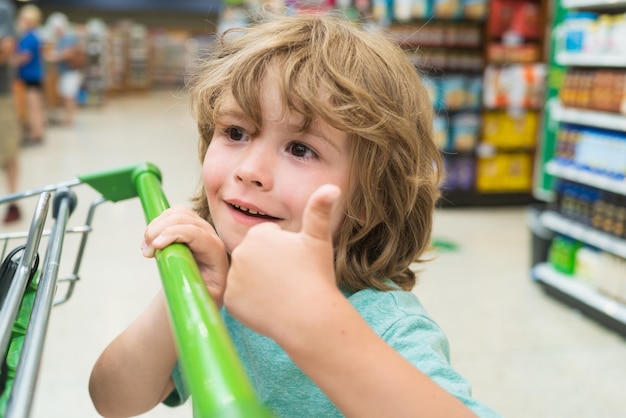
80, 163, 272, 418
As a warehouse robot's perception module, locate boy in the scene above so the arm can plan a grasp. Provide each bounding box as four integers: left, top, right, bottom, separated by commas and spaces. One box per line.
89, 11, 500, 418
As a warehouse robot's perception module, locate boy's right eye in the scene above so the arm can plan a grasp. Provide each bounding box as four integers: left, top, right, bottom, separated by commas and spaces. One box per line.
225, 126, 247, 142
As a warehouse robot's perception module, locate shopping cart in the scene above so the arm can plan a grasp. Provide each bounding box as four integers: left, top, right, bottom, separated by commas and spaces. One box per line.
0, 163, 273, 418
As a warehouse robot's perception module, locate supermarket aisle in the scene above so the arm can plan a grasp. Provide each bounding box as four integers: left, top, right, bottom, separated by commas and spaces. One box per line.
2, 91, 625, 418
419, 209, 626, 418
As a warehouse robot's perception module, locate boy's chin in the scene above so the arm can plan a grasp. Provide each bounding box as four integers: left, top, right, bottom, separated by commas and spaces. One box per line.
221, 237, 242, 256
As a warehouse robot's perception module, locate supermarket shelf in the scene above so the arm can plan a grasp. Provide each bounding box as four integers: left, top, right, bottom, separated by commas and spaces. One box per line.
533, 263, 626, 336
556, 52, 626, 67
438, 190, 537, 207
546, 160, 626, 195
540, 211, 626, 258
438, 190, 477, 207
550, 100, 626, 132
441, 149, 475, 157
476, 143, 536, 157
562, 0, 626, 9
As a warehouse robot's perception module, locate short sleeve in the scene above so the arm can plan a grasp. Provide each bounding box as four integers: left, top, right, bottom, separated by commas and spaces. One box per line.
162, 361, 190, 407
382, 314, 502, 418
350, 288, 501, 418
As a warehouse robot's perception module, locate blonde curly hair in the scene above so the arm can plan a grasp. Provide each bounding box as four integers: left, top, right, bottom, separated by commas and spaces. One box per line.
18, 4, 43, 27
187, 11, 441, 292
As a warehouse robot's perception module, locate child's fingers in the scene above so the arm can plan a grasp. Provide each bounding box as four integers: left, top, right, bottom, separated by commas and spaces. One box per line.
141, 206, 203, 256
300, 184, 341, 242
141, 224, 194, 258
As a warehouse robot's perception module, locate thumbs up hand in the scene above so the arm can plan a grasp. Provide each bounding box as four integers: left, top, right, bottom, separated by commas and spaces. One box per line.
224, 184, 343, 341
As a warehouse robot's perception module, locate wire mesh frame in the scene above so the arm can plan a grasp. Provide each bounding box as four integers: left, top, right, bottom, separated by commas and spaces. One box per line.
0, 184, 107, 418
1, 164, 274, 417
0, 178, 107, 302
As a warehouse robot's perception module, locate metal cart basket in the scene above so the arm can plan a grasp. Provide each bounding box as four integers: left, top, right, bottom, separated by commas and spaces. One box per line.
0, 163, 273, 418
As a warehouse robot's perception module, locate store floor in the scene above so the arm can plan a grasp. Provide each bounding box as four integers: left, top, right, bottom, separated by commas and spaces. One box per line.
3, 90, 625, 418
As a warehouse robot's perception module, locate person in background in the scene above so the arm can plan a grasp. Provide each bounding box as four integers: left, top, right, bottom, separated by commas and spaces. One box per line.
0, 0, 21, 223
46, 12, 82, 126
89, 12, 501, 418
15, 4, 46, 145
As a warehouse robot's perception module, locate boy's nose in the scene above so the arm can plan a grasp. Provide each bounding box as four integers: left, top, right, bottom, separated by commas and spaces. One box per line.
233, 144, 274, 190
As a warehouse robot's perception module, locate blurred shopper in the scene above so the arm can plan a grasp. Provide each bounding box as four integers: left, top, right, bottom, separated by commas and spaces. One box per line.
47, 12, 83, 126
15, 4, 46, 145
0, 0, 21, 223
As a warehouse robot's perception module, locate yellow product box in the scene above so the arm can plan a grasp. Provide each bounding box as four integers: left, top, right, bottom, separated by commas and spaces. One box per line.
476, 153, 533, 192
482, 111, 539, 149
463, 0, 487, 20
433, 0, 463, 18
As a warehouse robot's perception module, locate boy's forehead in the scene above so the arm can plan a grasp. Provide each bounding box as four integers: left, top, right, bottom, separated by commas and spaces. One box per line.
260, 74, 306, 125
217, 80, 308, 129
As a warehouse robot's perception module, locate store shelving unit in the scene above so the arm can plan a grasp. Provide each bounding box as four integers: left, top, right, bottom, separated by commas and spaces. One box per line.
81, 19, 107, 106
126, 23, 151, 89
539, 211, 626, 258
532, 263, 626, 334
555, 53, 626, 67
532, 0, 626, 336
384, 8, 488, 207
562, 0, 626, 8
549, 99, 626, 132
384, 0, 549, 207
545, 160, 626, 196
474, 0, 548, 206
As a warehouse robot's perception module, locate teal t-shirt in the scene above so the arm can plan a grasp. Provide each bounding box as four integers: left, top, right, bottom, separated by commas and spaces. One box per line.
166, 287, 501, 417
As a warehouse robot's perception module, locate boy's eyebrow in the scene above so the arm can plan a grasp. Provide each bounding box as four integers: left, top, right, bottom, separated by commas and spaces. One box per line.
307, 128, 342, 151
308, 115, 345, 151
216, 107, 248, 121
217, 106, 341, 150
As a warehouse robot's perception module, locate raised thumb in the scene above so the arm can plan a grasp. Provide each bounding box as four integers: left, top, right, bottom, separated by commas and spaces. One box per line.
301, 184, 342, 241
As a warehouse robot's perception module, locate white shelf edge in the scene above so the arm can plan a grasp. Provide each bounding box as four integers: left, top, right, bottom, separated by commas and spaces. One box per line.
533, 263, 626, 326
540, 211, 626, 258
556, 52, 626, 67
545, 160, 626, 195
562, 0, 626, 9
550, 100, 626, 132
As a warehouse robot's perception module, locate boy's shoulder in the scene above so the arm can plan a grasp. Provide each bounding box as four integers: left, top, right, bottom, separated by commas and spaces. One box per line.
346, 286, 441, 335
346, 284, 424, 311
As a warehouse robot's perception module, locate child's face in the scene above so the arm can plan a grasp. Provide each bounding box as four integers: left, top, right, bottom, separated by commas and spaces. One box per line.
203, 71, 352, 253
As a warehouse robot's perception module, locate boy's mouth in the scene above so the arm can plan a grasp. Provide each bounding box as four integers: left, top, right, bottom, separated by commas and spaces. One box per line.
231, 204, 279, 220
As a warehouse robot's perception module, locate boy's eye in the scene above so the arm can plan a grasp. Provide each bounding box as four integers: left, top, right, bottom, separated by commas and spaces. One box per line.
289, 142, 316, 159
225, 127, 247, 141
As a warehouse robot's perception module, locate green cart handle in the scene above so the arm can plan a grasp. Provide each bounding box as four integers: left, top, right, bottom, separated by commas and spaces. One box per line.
79, 163, 273, 418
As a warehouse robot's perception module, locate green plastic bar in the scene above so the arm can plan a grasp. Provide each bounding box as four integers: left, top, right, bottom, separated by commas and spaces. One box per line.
81, 163, 272, 417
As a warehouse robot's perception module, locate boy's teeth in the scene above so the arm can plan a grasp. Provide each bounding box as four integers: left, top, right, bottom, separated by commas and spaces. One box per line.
233, 204, 265, 216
